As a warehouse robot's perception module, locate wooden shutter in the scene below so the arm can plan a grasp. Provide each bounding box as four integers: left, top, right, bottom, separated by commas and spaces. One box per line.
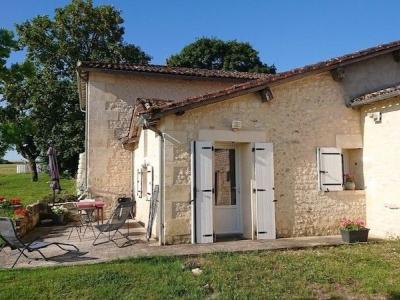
254, 142, 276, 240
147, 165, 153, 198
318, 147, 343, 191
136, 168, 143, 198
194, 141, 214, 243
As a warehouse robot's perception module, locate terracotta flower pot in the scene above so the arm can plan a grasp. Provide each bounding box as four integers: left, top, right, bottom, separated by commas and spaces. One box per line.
340, 228, 369, 243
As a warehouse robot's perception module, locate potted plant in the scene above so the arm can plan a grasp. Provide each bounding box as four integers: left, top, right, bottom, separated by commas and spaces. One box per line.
340, 218, 369, 243
0, 197, 11, 210
51, 206, 68, 225
13, 208, 28, 227
344, 174, 356, 190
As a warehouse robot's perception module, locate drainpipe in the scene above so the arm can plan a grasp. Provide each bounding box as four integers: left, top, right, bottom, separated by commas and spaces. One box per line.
77, 69, 89, 193
82, 76, 89, 192
141, 117, 165, 246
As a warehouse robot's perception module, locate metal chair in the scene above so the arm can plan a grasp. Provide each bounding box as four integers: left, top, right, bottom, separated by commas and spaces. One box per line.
67, 202, 96, 241
92, 200, 134, 247
0, 217, 79, 268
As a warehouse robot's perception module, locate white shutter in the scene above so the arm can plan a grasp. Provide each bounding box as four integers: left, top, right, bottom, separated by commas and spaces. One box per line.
147, 165, 153, 198
254, 142, 276, 240
136, 169, 143, 198
318, 147, 343, 192
194, 141, 214, 243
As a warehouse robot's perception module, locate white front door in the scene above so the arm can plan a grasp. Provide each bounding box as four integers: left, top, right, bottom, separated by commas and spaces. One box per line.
214, 147, 242, 235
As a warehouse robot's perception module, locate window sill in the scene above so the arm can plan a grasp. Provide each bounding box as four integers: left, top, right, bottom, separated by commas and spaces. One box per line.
323, 190, 365, 195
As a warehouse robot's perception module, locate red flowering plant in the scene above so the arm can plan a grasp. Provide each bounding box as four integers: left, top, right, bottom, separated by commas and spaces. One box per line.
344, 174, 354, 183
340, 218, 367, 231
14, 208, 28, 219
10, 198, 21, 206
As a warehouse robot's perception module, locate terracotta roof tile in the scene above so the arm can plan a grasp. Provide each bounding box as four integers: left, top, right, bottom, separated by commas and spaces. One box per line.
139, 79, 269, 118
139, 39, 400, 117
77, 61, 270, 80
350, 84, 400, 106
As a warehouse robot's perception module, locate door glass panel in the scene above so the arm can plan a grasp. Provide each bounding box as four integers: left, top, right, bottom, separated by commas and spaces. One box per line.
214, 149, 236, 205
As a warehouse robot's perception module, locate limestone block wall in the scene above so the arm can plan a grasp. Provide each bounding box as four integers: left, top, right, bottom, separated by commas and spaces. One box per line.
158, 72, 366, 242
133, 129, 160, 237
86, 71, 234, 211
362, 97, 400, 238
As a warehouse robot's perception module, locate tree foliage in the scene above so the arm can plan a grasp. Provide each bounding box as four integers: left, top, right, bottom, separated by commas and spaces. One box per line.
0, 54, 41, 180
0, 29, 18, 77
17, 0, 150, 77
10, 0, 151, 175
167, 37, 276, 74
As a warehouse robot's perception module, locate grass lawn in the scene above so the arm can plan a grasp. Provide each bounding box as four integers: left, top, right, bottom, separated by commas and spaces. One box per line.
0, 164, 75, 207
0, 241, 399, 299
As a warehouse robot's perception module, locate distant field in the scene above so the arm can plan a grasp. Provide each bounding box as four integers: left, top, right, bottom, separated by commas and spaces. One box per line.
0, 164, 18, 175
0, 164, 75, 206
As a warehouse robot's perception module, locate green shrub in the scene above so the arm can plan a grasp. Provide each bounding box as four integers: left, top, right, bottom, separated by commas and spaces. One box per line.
40, 192, 77, 204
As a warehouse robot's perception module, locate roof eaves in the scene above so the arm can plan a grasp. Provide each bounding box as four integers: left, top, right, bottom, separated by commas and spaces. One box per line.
350, 84, 400, 107
148, 79, 270, 120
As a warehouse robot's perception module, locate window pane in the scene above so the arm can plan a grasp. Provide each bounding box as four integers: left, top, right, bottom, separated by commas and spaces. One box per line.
215, 149, 236, 206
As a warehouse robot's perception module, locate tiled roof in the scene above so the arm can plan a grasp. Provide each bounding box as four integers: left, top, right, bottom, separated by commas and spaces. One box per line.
133, 39, 400, 118
138, 79, 270, 119
350, 84, 400, 106
77, 61, 271, 80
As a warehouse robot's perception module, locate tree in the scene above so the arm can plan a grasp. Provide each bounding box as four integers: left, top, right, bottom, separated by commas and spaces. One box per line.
0, 60, 41, 181
14, 0, 151, 174
0, 29, 18, 77
166, 37, 276, 74
0, 30, 41, 180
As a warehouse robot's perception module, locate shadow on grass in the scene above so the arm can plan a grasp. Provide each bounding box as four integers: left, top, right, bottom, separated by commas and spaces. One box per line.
390, 292, 400, 300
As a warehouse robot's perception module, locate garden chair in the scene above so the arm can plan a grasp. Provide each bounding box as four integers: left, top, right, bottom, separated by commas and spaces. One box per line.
0, 217, 79, 268
92, 200, 134, 247
67, 201, 96, 241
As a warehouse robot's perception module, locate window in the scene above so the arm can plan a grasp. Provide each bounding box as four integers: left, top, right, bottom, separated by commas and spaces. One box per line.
318, 147, 364, 191
214, 149, 236, 205
318, 147, 344, 191
136, 165, 153, 199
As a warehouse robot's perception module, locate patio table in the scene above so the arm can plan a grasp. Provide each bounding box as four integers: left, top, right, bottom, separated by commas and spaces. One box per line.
76, 200, 105, 225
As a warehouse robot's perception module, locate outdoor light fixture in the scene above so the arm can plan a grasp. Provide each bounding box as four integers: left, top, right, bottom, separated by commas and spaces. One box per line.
231, 120, 242, 131
368, 112, 382, 123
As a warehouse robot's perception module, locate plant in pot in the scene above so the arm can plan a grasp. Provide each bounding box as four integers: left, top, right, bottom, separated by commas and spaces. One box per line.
13, 208, 28, 227
340, 218, 369, 243
51, 206, 68, 225
344, 174, 356, 190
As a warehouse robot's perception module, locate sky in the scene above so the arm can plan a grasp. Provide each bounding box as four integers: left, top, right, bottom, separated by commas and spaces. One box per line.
2, 0, 400, 160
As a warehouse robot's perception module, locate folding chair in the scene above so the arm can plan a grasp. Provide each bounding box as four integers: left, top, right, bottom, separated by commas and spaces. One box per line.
92, 200, 134, 247
0, 217, 79, 268
68, 202, 96, 241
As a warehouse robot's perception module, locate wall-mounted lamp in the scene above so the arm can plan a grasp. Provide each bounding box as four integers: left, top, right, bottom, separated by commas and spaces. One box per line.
232, 120, 242, 131
368, 112, 382, 123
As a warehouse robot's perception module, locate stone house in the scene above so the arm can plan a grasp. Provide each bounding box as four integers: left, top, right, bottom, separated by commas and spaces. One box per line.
77, 40, 400, 245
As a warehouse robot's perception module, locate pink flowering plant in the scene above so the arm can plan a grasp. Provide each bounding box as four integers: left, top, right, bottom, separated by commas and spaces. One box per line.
340, 218, 366, 231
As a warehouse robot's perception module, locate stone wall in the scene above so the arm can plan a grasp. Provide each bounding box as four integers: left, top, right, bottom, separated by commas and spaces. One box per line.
158, 72, 366, 242
16, 202, 41, 237
361, 96, 400, 238
86, 72, 235, 212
